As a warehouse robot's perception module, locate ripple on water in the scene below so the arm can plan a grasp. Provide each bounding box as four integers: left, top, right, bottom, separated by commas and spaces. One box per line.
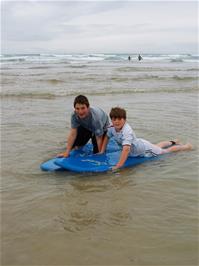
57, 210, 100, 232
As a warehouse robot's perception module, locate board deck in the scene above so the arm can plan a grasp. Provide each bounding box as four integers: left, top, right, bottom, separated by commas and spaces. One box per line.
54, 151, 161, 173
40, 139, 120, 172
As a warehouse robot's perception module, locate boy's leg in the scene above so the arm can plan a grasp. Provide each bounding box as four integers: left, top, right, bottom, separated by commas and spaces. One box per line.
91, 135, 99, 154
91, 131, 107, 154
72, 126, 92, 148
156, 139, 180, 148
163, 143, 193, 153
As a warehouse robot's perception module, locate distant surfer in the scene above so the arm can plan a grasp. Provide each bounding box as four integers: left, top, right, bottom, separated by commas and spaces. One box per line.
138, 54, 143, 61
128, 56, 131, 61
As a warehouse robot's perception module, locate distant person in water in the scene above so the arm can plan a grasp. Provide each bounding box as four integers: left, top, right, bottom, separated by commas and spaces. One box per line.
138, 54, 143, 61
128, 56, 131, 61
100, 107, 193, 170
58, 95, 109, 157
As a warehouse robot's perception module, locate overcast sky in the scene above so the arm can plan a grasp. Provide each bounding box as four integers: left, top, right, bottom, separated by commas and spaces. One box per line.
2, 1, 198, 54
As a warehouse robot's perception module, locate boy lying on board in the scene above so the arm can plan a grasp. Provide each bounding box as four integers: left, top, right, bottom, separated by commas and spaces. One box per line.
100, 107, 193, 170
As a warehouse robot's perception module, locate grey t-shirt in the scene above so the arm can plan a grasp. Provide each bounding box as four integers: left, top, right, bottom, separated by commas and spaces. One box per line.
71, 107, 109, 136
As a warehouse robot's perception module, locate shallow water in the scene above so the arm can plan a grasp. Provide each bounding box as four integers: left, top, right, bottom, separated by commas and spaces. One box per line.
1, 54, 199, 265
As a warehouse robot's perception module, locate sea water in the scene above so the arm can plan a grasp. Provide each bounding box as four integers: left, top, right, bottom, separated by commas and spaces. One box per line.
1, 53, 199, 265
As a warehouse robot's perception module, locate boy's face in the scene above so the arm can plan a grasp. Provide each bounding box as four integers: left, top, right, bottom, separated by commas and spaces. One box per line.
111, 117, 126, 131
74, 103, 89, 119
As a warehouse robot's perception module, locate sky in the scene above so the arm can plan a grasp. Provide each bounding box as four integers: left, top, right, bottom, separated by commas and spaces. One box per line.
1, 0, 198, 54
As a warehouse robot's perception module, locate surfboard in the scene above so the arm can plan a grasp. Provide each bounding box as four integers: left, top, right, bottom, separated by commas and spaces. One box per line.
40, 139, 178, 173
40, 145, 90, 171
40, 158, 64, 171
40, 138, 120, 172
55, 151, 161, 173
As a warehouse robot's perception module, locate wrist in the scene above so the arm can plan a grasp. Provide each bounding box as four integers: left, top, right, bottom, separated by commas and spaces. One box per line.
116, 163, 123, 168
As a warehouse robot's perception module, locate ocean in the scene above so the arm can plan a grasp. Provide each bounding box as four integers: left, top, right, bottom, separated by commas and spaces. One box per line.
1, 53, 198, 265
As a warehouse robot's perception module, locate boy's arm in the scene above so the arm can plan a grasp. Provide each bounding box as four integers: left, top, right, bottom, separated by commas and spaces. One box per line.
96, 135, 104, 153
99, 134, 109, 153
57, 128, 77, 157
113, 145, 130, 170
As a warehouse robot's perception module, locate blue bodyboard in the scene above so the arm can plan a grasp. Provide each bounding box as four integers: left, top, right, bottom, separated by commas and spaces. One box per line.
40, 144, 93, 171
40, 140, 177, 173
40, 158, 64, 171
55, 151, 161, 173
40, 139, 120, 172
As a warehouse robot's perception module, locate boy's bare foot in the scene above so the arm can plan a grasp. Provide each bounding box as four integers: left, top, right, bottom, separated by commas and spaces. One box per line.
185, 143, 193, 150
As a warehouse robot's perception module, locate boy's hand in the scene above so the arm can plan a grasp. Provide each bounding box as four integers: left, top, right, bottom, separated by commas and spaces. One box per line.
57, 151, 70, 158
112, 164, 122, 171
97, 151, 105, 154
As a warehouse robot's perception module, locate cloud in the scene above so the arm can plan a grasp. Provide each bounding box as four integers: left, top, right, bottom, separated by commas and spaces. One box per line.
1, 1, 198, 53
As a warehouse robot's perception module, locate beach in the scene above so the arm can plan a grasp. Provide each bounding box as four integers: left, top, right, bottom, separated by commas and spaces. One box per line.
1, 53, 198, 265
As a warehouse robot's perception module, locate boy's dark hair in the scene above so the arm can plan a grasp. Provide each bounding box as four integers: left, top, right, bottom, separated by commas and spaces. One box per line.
74, 95, 90, 108
110, 107, 126, 119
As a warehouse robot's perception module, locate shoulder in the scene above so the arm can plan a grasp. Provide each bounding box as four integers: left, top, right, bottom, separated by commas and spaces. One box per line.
71, 111, 77, 119
71, 111, 79, 124
122, 122, 133, 134
107, 125, 115, 130
107, 125, 115, 135
90, 107, 107, 116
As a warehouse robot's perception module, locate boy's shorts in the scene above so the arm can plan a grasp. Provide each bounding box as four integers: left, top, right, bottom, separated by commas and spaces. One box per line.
141, 139, 163, 157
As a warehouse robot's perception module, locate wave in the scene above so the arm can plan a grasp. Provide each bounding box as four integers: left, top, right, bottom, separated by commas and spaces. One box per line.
1, 53, 198, 64
1, 72, 197, 85
52, 75, 197, 82
110, 74, 160, 82
1, 87, 198, 100
104, 55, 124, 61
1, 53, 41, 57
170, 58, 184, 63
1, 58, 26, 62
187, 68, 199, 71
39, 78, 65, 84
67, 74, 197, 82
172, 75, 198, 81
70, 65, 88, 68
0, 92, 56, 99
